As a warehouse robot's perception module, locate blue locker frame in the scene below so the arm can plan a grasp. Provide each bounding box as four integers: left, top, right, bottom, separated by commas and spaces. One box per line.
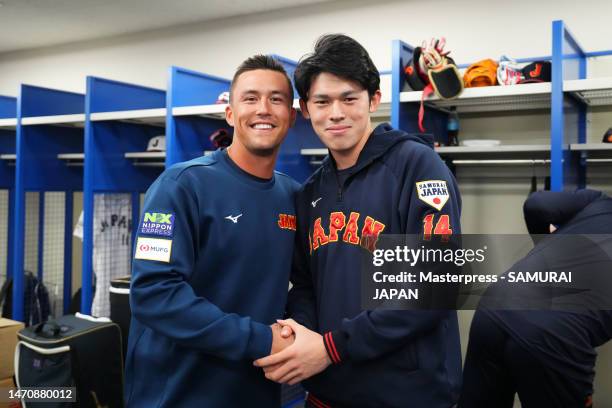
551, 20, 586, 191
166, 66, 231, 166
552, 20, 612, 189
0, 96, 16, 285
82, 77, 166, 314
12, 85, 84, 322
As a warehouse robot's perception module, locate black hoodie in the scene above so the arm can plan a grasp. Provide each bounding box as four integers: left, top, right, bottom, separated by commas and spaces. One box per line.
287, 124, 462, 407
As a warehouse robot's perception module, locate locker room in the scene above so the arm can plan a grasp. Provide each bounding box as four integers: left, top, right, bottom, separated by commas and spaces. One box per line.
0, 1, 611, 407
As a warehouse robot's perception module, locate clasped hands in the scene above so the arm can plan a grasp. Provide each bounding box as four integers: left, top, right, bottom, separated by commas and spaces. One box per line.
254, 319, 331, 385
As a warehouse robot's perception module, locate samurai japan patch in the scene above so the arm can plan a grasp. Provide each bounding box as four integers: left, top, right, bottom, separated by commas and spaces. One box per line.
416, 180, 449, 211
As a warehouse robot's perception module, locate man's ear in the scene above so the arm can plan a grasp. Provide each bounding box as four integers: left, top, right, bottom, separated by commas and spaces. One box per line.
290, 107, 297, 127
369, 90, 382, 113
225, 105, 234, 127
299, 99, 310, 119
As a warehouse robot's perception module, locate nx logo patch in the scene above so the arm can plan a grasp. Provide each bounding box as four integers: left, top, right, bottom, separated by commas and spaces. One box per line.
416, 180, 449, 211
140, 212, 174, 237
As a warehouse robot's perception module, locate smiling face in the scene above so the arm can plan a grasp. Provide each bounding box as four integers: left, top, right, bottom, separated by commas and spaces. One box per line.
225, 69, 295, 157
300, 72, 381, 168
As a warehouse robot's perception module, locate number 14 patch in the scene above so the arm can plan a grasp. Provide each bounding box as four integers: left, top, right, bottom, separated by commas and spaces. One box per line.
423, 214, 452, 241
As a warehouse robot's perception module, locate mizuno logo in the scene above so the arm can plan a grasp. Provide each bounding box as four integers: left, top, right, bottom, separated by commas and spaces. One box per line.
225, 214, 243, 223
311, 197, 322, 208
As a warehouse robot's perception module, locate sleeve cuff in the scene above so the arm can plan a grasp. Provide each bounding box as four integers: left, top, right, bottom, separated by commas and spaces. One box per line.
246, 321, 272, 360
323, 330, 348, 364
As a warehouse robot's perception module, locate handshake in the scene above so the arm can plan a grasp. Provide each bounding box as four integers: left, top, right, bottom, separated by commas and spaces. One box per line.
253, 319, 332, 385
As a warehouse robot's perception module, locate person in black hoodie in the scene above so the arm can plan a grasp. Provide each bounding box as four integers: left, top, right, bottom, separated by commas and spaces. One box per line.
254, 34, 463, 408
459, 189, 612, 408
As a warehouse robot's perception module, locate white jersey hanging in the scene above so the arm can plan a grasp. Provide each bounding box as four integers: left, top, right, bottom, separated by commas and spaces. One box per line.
74, 194, 132, 317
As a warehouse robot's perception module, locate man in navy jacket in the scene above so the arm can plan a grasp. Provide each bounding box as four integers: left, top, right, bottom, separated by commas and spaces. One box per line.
124, 55, 298, 407
459, 189, 612, 408
255, 34, 463, 408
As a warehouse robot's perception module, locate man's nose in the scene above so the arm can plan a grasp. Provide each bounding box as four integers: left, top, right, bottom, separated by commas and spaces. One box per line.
256, 98, 272, 115
330, 101, 345, 121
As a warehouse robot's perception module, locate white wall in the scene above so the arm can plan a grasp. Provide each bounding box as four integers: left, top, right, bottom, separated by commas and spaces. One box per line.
0, 0, 612, 95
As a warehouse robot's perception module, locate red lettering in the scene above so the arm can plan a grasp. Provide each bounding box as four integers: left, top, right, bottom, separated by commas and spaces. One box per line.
360, 216, 386, 252
342, 212, 360, 245
312, 217, 329, 249
278, 214, 287, 229
329, 212, 346, 242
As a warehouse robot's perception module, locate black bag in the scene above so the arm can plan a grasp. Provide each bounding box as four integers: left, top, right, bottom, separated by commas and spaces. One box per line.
1, 271, 51, 326
16, 313, 124, 408
109, 276, 131, 361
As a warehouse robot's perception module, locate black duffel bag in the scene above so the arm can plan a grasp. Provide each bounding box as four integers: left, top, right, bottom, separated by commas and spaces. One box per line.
15, 313, 124, 408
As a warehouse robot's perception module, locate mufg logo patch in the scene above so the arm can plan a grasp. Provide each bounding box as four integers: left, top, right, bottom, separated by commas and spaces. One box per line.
140, 212, 174, 237
134, 237, 172, 263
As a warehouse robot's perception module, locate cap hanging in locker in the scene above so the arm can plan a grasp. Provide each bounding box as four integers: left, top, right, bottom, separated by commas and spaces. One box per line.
147, 135, 166, 152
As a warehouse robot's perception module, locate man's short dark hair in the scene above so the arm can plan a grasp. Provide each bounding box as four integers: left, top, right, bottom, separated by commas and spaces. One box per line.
230, 55, 294, 104
294, 34, 380, 101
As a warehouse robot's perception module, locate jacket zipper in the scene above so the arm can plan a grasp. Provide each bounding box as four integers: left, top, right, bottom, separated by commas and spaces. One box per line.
329, 156, 375, 203
332, 167, 343, 202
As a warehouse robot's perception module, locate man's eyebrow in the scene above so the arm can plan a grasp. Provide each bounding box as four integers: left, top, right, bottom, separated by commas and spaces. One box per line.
311, 90, 359, 99
270, 90, 290, 97
239, 89, 289, 97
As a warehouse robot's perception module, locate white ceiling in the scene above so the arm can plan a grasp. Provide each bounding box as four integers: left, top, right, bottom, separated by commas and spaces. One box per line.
0, 0, 333, 53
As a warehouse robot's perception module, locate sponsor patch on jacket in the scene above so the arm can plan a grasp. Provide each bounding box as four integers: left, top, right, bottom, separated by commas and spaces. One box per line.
140, 212, 174, 237
134, 237, 172, 263
416, 180, 449, 211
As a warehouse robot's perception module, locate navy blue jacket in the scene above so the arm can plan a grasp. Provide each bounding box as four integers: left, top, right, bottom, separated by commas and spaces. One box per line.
487, 190, 612, 398
288, 124, 462, 407
125, 149, 298, 407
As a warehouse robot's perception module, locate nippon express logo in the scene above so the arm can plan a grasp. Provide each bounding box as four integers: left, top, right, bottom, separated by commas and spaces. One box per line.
140, 212, 174, 237
138, 243, 169, 253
